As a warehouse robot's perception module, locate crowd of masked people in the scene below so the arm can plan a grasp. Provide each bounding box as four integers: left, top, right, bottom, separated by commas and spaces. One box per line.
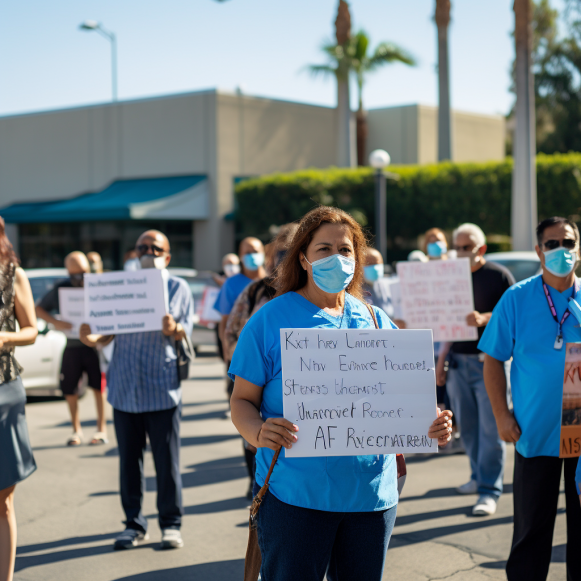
1, 209, 581, 581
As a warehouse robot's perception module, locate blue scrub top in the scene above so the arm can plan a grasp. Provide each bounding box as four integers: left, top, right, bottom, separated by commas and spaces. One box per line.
228, 291, 399, 513
479, 275, 581, 458
577, 458, 581, 495
213, 273, 252, 316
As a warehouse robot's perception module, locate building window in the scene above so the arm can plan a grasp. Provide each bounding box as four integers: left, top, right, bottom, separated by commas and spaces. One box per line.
19, 221, 193, 270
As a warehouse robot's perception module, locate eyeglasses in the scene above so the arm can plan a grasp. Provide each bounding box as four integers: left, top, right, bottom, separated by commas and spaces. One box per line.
454, 245, 475, 252
543, 238, 577, 251
136, 243, 165, 256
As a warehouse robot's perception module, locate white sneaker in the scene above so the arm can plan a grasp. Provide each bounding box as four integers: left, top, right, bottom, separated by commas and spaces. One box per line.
456, 480, 478, 495
472, 495, 497, 516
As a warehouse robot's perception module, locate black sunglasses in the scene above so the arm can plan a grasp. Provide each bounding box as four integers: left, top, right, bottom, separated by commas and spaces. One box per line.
136, 243, 165, 256
543, 238, 577, 251
454, 244, 475, 252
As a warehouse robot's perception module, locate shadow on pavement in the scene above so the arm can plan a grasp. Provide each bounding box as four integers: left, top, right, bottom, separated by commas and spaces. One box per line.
15, 533, 142, 572
54, 419, 114, 428
145, 456, 247, 491
180, 434, 239, 447
391, 515, 514, 546
395, 505, 473, 526
480, 544, 565, 569
16, 532, 118, 555
112, 560, 245, 581
181, 399, 227, 408
181, 409, 229, 422
399, 483, 513, 502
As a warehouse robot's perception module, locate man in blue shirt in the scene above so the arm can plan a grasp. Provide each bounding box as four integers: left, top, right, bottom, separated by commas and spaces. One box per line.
480, 216, 581, 581
214, 236, 266, 400
80, 230, 193, 552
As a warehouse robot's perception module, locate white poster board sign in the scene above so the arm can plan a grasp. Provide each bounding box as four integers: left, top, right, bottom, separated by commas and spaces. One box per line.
200, 286, 222, 324
281, 328, 437, 457
58, 288, 85, 339
396, 258, 477, 342
84, 269, 169, 335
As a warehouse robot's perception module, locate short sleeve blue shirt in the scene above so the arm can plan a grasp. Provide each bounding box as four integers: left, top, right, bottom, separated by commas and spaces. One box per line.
576, 458, 581, 494
213, 273, 252, 316
228, 291, 399, 513
478, 275, 581, 458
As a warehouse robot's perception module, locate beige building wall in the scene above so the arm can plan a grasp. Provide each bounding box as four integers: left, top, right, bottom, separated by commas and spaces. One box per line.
0, 91, 506, 269
367, 104, 505, 165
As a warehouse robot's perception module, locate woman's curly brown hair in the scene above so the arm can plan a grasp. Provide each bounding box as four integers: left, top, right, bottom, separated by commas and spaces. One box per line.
0, 217, 19, 268
274, 206, 368, 301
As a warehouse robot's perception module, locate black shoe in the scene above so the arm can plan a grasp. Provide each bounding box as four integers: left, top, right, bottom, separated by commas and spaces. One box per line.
113, 528, 148, 550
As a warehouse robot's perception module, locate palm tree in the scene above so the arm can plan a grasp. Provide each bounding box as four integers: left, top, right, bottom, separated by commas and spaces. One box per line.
308, 2, 354, 167
309, 31, 415, 167
351, 31, 415, 165
435, 0, 452, 161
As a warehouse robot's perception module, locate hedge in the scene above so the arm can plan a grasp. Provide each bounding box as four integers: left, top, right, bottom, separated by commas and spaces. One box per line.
234, 153, 581, 262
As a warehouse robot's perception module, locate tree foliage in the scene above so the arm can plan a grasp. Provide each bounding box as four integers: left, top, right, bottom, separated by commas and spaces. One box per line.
235, 154, 581, 260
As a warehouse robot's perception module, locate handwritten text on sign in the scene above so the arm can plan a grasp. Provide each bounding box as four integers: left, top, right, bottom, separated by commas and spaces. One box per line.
281, 328, 437, 457
397, 258, 477, 342
84, 269, 169, 335
58, 288, 85, 339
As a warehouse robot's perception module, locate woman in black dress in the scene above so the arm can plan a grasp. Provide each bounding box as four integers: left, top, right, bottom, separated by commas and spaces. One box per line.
0, 218, 38, 581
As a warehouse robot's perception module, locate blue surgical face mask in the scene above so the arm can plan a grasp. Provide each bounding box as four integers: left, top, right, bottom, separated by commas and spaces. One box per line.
242, 252, 265, 271
544, 246, 576, 278
427, 241, 447, 258
304, 253, 355, 294
364, 264, 383, 283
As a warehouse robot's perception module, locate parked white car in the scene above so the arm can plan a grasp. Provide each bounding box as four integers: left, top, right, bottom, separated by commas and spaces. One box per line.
485, 251, 541, 283
18, 269, 69, 395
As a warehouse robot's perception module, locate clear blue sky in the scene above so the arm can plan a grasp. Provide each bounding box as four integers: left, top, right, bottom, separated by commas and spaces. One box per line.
0, 0, 567, 117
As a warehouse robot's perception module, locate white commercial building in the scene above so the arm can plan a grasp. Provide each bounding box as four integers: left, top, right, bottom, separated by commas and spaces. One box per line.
0, 90, 505, 270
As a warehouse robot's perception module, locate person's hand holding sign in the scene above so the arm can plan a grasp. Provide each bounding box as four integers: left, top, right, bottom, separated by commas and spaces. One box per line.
162, 314, 186, 340
52, 319, 73, 332
466, 311, 491, 328
257, 418, 299, 451
428, 408, 454, 446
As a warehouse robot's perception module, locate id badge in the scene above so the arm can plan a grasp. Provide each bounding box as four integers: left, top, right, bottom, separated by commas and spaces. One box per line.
555, 335, 564, 350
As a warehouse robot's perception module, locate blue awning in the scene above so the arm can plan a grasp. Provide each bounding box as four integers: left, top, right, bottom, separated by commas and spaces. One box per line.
0, 175, 209, 224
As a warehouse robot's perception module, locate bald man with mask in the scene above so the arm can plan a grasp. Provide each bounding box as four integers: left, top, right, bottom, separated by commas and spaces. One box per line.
36, 252, 107, 446
80, 230, 193, 552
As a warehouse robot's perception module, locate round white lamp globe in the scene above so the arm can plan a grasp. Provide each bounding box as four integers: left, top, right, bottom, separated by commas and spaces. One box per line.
369, 149, 391, 169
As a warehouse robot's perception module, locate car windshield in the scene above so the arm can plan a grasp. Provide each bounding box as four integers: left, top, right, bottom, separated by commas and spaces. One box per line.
28, 276, 68, 304
488, 259, 540, 282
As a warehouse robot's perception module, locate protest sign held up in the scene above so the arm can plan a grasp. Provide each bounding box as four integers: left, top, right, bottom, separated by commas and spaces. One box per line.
84, 269, 169, 335
281, 328, 437, 457
397, 258, 477, 342
58, 288, 85, 339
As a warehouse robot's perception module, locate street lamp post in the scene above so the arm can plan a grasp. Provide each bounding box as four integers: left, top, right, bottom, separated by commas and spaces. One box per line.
79, 20, 118, 102
369, 149, 391, 262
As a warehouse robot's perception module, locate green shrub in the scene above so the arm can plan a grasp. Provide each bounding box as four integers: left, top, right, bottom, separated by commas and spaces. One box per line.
234, 153, 581, 262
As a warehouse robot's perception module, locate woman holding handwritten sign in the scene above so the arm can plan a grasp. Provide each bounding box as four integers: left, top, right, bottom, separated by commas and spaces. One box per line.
229, 207, 452, 581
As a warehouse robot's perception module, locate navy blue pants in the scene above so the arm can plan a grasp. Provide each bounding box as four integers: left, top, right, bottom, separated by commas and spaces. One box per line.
114, 406, 182, 532
255, 484, 397, 581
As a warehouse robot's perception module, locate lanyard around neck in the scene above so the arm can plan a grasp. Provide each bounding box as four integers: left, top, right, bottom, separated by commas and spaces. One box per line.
542, 278, 580, 350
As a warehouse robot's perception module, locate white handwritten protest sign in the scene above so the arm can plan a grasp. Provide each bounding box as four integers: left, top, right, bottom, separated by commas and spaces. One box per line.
200, 286, 222, 325
58, 288, 85, 339
84, 269, 169, 335
396, 258, 477, 342
281, 328, 437, 457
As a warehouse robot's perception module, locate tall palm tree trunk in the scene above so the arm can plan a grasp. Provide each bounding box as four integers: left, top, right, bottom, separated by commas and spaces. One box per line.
356, 108, 368, 167
512, 0, 537, 250
335, 1, 355, 167
435, 0, 452, 161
